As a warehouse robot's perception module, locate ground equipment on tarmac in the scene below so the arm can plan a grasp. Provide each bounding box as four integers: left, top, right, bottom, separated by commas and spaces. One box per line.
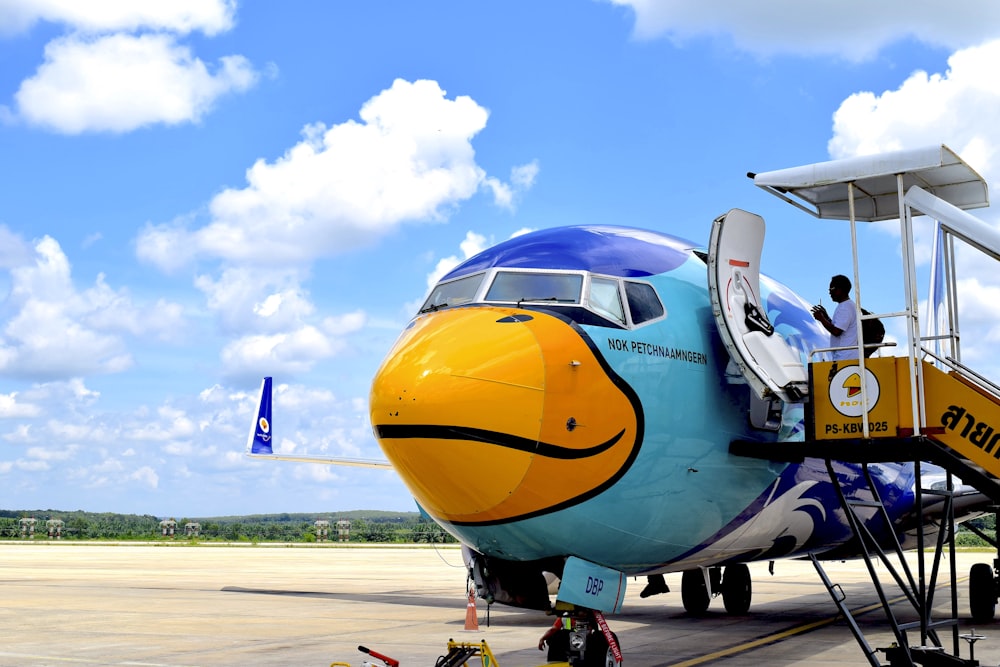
330, 637, 584, 667
331, 645, 400, 667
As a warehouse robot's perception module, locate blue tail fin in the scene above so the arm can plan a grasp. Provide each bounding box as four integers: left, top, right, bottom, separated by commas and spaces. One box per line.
247, 377, 273, 455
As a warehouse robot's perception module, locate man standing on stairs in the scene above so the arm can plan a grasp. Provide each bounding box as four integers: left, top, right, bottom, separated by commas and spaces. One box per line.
810, 274, 858, 360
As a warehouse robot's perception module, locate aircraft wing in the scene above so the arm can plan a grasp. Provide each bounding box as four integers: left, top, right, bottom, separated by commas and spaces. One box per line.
244, 377, 394, 470
888, 470, 993, 546
245, 451, 394, 469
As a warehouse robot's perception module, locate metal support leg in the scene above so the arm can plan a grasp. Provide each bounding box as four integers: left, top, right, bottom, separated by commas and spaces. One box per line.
826, 459, 913, 660
810, 553, 884, 667
819, 459, 972, 666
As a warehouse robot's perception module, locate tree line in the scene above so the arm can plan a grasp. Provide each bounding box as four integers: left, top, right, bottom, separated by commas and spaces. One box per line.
3, 509, 994, 547
0, 509, 455, 544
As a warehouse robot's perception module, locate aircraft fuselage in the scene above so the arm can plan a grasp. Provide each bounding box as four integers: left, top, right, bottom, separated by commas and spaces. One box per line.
369, 225, 920, 575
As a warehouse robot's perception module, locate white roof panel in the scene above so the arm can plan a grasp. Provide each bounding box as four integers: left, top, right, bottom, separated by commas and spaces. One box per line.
753, 145, 989, 221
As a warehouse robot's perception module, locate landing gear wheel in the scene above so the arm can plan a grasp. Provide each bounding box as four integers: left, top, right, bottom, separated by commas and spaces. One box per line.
969, 562, 997, 623
584, 631, 621, 667
722, 563, 752, 615
681, 569, 710, 615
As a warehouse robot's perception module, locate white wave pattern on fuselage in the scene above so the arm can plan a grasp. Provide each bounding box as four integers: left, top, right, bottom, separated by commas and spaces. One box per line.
688, 481, 827, 566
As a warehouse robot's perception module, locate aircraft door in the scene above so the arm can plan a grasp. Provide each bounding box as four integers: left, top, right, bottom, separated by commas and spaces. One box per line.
708, 209, 808, 405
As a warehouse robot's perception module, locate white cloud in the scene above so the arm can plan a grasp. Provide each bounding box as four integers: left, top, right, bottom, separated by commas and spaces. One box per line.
84, 274, 186, 342
127, 406, 197, 442
292, 463, 344, 484
5, 424, 33, 443
0, 0, 256, 133
0, 225, 33, 269
0, 236, 185, 380
129, 465, 159, 488
134, 80, 535, 383
830, 40, 1000, 181
13, 33, 258, 134
26, 445, 78, 461
425, 231, 489, 292
826, 40, 1000, 234
483, 177, 514, 209
0, 374, 384, 510
164, 441, 194, 456
23, 378, 100, 406
483, 162, 539, 210
137, 79, 530, 269
608, 0, 1000, 60
0, 0, 236, 37
46, 419, 111, 443
0, 392, 41, 418
322, 310, 367, 336
195, 266, 314, 333
511, 161, 540, 189
220, 326, 339, 377
192, 266, 369, 379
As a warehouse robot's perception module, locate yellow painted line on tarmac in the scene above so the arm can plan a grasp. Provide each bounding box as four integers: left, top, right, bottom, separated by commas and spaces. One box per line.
667, 588, 928, 667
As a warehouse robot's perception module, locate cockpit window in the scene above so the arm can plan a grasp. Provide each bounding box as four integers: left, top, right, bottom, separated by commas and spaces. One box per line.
625, 281, 665, 324
419, 272, 484, 312
485, 271, 583, 304
419, 269, 664, 330
588, 277, 626, 326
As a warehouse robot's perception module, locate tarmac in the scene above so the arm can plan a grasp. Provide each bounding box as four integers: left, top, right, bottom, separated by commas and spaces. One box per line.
1, 542, 999, 666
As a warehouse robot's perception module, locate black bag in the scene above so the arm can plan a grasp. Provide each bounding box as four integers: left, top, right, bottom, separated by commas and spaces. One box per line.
860, 308, 885, 357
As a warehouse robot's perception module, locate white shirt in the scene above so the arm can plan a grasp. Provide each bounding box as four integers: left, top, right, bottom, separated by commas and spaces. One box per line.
830, 299, 858, 360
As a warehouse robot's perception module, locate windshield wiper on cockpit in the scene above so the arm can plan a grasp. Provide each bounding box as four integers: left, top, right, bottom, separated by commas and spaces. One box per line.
516, 296, 576, 306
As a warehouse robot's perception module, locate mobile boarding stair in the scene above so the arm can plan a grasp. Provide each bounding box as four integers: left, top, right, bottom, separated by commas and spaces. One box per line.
715, 145, 1000, 666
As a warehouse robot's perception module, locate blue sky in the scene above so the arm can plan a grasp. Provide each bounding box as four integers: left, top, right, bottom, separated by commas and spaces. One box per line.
2, 1, 1000, 517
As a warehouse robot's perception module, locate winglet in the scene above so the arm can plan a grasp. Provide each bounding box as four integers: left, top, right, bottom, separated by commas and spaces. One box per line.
246, 377, 273, 455
243, 376, 394, 468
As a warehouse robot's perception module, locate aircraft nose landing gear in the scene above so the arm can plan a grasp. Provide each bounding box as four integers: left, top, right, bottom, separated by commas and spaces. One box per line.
539, 605, 622, 666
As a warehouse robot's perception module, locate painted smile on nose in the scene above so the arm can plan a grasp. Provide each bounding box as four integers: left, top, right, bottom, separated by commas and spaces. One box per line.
369, 306, 643, 526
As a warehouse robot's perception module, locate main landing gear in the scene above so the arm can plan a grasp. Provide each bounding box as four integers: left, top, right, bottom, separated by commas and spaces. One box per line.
678, 564, 752, 615
964, 511, 1000, 624
969, 560, 999, 623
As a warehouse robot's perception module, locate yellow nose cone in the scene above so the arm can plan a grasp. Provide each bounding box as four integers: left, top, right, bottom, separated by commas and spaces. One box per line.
370, 307, 641, 525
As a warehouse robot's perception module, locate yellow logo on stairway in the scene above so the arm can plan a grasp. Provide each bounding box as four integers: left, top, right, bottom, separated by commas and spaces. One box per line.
843, 373, 862, 398
828, 365, 880, 417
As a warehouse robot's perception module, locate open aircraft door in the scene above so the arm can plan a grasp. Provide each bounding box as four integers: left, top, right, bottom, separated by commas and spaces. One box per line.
708, 209, 808, 406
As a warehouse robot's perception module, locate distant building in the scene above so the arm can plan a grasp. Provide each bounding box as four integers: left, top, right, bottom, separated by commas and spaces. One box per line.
314, 520, 330, 542
46, 519, 64, 539
159, 519, 177, 538
19, 517, 36, 539
184, 522, 201, 538
336, 519, 351, 542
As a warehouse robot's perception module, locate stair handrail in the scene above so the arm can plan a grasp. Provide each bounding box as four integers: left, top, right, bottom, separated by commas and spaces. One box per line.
944, 354, 1000, 399
919, 343, 1000, 399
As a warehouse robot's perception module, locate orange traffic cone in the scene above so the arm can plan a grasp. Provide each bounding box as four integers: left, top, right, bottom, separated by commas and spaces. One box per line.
464, 588, 479, 631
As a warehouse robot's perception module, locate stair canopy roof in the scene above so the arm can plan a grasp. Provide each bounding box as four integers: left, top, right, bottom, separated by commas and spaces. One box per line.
753, 145, 989, 222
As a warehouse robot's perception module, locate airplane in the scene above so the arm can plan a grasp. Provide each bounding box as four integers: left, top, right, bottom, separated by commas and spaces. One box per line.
248, 221, 991, 605
247, 146, 1000, 663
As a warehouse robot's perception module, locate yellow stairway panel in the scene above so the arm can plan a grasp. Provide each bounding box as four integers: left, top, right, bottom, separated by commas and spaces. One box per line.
923, 361, 1000, 477
811, 357, 902, 439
